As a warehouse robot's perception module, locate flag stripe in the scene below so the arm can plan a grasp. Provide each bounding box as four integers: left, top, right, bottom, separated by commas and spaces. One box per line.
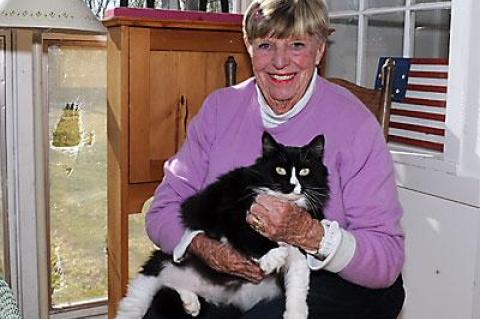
392, 102, 446, 115
389, 128, 445, 143
401, 97, 446, 108
389, 122, 445, 136
410, 58, 448, 65
407, 77, 448, 86
409, 71, 448, 79
390, 115, 445, 129
390, 109, 446, 121
405, 90, 447, 100
389, 135, 444, 152
410, 64, 449, 72
407, 84, 447, 93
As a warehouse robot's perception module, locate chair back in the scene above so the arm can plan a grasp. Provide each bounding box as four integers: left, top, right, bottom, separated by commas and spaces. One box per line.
328, 57, 395, 140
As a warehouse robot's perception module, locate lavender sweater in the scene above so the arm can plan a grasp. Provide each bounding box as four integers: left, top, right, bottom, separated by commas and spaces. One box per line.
146, 76, 405, 289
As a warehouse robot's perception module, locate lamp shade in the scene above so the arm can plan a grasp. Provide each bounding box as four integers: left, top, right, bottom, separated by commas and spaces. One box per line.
0, 0, 106, 33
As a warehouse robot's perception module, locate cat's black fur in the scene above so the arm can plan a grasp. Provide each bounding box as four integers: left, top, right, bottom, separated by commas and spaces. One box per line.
180, 132, 329, 259
125, 132, 329, 318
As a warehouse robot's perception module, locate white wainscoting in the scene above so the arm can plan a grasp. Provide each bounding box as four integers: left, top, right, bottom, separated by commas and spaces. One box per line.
398, 187, 480, 319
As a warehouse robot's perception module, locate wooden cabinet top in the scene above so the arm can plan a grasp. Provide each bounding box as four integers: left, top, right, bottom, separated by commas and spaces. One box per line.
102, 8, 244, 31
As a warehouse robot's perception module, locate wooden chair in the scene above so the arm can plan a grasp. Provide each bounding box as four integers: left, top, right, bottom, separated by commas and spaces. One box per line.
327, 57, 396, 140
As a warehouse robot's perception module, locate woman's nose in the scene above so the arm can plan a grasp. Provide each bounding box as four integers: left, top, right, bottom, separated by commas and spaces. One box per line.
272, 46, 289, 69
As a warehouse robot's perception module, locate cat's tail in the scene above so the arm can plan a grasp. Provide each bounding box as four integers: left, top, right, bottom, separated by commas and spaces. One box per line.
115, 274, 163, 319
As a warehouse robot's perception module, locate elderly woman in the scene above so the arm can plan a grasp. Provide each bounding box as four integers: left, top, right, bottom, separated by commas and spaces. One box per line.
144, 0, 405, 318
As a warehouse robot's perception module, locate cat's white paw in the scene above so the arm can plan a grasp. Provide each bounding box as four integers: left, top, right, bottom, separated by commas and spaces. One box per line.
178, 289, 201, 317
259, 247, 289, 275
283, 308, 308, 319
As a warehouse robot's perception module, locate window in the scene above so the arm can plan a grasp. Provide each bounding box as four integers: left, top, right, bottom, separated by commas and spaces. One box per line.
45, 35, 155, 316
325, 0, 451, 155
46, 39, 108, 310
0, 33, 6, 280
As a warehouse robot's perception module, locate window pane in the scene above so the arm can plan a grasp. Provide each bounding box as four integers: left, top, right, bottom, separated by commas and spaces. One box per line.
0, 35, 6, 279
48, 44, 107, 307
325, 0, 358, 12
367, 0, 405, 8
414, 9, 450, 58
325, 17, 358, 82
415, 0, 445, 3
365, 13, 404, 87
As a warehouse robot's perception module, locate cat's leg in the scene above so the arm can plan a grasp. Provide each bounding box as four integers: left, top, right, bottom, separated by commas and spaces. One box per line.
177, 289, 201, 317
282, 246, 310, 319
258, 245, 289, 275
115, 274, 163, 319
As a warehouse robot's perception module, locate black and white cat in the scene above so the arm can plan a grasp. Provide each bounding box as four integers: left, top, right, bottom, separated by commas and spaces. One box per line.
115, 132, 329, 319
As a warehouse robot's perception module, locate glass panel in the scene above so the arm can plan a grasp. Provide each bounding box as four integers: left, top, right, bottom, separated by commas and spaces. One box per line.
0, 35, 5, 279
48, 43, 107, 307
122, 0, 234, 11
415, 0, 445, 3
129, 212, 157, 279
325, 0, 358, 12
414, 9, 450, 58
365, 13, 404, 87
367, 0, 405, 8
325, 17, 358, 82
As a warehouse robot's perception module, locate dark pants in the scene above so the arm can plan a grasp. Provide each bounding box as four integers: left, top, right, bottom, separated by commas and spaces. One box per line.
143, 271, 405, 319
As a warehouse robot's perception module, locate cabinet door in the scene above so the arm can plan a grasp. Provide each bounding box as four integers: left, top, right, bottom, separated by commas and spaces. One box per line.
129, 28, 252, 184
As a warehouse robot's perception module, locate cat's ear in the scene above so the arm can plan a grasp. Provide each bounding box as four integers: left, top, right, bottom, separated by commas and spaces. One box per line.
262, 132, 280, 154
306, 135, 325, 158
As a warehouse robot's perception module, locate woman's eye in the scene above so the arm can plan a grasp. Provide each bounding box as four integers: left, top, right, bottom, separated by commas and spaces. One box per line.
299, 168, 310, 176
292, 42, 305, 49
276, 167, 287, 175
258, 42, 271, 50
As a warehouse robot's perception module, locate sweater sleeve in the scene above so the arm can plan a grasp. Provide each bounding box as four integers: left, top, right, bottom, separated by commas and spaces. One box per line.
337, 120, 405, 289
145, 93, 218, 254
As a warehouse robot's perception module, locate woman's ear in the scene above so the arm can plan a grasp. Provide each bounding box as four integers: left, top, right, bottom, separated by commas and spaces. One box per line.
244, 35, 254, 57
315, 41, 326, 66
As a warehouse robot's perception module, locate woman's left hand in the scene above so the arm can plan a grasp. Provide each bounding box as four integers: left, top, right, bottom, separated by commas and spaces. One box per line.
246, 194, 324, 252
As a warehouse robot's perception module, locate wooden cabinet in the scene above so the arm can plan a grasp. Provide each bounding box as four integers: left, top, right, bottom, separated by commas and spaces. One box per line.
104, 8, 252, 316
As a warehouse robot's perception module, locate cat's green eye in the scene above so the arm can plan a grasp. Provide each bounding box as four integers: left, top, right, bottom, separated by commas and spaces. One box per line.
299, 168, 310, 176
276, 167, 287, 175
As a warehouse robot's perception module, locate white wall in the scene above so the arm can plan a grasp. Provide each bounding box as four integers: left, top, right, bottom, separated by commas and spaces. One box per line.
398, 186, 480, 319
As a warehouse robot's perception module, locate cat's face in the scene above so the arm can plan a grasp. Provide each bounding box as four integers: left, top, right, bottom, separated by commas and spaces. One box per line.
254, 132, 329, 218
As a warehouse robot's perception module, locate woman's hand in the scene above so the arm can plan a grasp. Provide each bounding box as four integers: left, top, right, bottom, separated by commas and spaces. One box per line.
187, 233, 265, 283
246, 194, 324, 252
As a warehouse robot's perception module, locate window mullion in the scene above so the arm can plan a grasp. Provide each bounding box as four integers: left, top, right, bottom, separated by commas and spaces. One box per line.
357, 0, 366, 85
404, 0, 414, 57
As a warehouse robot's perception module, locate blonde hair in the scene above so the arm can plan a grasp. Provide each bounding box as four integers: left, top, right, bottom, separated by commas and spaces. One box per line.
243, 0, 330, 43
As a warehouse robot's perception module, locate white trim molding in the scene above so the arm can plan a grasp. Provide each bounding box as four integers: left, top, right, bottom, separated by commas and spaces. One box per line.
6, 29, 49, 319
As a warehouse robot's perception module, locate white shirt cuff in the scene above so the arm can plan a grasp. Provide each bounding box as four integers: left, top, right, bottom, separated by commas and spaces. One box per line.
307, 220, 356, 272
173, 229, 204, 263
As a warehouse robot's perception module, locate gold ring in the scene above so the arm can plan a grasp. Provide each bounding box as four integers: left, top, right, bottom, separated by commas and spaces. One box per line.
253, 223, 263, 233
251, 216, 264, 232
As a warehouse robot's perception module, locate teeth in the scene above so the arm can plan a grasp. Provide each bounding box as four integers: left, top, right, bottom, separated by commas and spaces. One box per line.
272, 74, 294, 81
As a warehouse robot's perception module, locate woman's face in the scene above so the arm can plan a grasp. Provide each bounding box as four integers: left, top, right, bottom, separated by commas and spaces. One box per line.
246, 35, 325, 114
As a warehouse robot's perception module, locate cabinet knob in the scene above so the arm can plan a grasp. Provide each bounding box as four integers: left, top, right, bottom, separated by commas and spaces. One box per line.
225, 56, 237, 87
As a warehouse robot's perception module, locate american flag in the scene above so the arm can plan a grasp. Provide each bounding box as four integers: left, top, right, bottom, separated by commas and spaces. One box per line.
376, 57, 448, 152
